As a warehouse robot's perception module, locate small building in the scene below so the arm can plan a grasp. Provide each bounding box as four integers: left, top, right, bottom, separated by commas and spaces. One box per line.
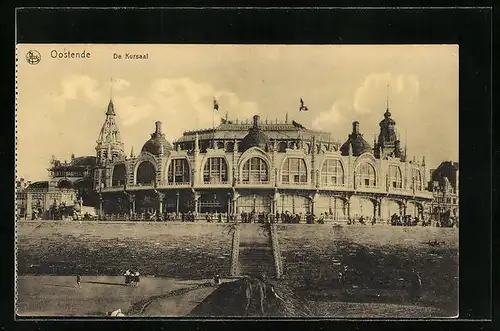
48, 154, 98, 207
18, 180, 77, 220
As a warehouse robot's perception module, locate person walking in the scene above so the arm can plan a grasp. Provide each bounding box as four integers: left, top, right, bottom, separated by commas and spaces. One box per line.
410, 268, 422, 302
213, 274, 221, 286
134, 271, 140, 287
124, 270, 131, 286
76, 275, 81, 288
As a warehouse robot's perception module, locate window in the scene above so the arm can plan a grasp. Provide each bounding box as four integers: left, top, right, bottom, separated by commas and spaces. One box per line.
321, 159, 344, 186
282, 158, 307, 184
356, 162, 376, 188
411, 169, 423, 191
203, 157, 228, 184
136, 161, 156, 185
168, 159, 190, 184
388, 165, 403, 189
112, 164, 126, 186
242, 157, 269, 183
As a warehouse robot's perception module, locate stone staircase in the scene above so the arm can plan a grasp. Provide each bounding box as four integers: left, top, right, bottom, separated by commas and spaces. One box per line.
237, 224, 276, 278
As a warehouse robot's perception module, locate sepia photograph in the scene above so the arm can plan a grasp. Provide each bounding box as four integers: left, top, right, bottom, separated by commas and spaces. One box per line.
15, 43, 459, 318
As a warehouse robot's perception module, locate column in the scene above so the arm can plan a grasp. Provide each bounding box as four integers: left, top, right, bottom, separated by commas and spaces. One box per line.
310, 192, 317, 216
193, 191, 200, 215
373, 200, 380, 222
156, 191, 165, 215
99, 193, 103, 219
345, 197, 351, 219
176, 192, 180, 216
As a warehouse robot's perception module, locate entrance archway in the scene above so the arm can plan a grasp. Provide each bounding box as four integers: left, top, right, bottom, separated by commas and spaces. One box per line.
381, 199, 401, 221
315, 195, 345, 220
349, 196, 374, 219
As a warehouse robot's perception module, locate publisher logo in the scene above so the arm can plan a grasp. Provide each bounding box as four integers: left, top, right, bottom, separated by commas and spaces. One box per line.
26, 50, 41, 65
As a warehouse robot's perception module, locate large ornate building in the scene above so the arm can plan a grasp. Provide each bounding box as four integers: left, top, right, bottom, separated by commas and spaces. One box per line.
95, 100, 433, 221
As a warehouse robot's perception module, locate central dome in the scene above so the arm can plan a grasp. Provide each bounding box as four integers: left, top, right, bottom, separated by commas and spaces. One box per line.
239, 115, 271, 152
340, 121, 373, 156
141, 121, 173, 156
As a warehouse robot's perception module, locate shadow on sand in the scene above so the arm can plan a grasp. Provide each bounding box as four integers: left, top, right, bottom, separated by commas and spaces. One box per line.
84, 281, 128, 287
45, 283, 78, 289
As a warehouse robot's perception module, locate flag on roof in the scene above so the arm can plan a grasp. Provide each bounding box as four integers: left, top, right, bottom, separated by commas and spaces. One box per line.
213, 97, 219, 111
299, 98, 309, 111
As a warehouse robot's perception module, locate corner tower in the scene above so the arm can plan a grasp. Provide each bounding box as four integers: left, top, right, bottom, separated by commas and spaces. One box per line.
95, 99, 125, 164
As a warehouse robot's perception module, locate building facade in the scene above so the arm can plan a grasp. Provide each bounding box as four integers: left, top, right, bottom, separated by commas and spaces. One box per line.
17, 180, 77, 220
95, 100, 433, 221
48, 153, 98, 207
428, 161, 459, 222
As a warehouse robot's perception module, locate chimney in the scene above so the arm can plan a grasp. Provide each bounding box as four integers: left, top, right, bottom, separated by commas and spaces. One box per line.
352, 121, 360, 134
253, 115, 261, 129
155, 121, 162, 134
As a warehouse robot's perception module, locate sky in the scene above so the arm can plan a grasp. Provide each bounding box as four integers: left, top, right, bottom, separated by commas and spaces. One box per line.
16, 44, 458, 181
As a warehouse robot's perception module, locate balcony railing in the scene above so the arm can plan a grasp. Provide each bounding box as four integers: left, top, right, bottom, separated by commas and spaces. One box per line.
238, 180, 270, 185
165, 181, 191, 186
200, 181, 230, 187
281, 181, 309, 186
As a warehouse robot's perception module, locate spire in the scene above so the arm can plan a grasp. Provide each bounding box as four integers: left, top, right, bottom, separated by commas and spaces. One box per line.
106, 77, 116, 116
386, 84, 390, 111
130, 146, 135, 158
106, 99, 115, 116
404, 129, 408, 158
285, 111, 289, 123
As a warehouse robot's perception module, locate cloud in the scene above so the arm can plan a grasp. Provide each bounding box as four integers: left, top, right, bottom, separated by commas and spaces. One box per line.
353, 72, 420, 115
112, 78, 131, 91
311, 100, 350, 132
47, 75, 103, 110
106, 77, 259, 151
138, 78, 258, 140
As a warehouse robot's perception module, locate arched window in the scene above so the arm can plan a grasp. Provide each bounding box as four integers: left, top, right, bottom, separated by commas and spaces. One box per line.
57, 180, 73, 189
321, 159, 344, 186
282, 158, 307, 184
412, 169, 423, 191
136, 161, 156, 185
167, 159, 190, 184
203, 157, 228, 184
242, 157, 269, 184
388, 165, 403, 189
112, 164, 126, 186
356, 162, 376, 188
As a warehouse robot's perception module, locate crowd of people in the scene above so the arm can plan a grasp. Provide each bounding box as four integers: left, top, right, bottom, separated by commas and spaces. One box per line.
124, 269, 141, 286
71, 208, 458, 228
